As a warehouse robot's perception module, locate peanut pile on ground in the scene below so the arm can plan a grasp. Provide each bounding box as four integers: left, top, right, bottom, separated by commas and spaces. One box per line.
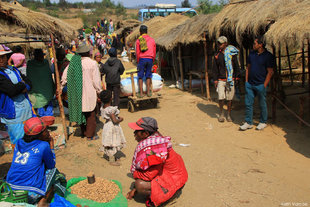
71, 178, 119, 203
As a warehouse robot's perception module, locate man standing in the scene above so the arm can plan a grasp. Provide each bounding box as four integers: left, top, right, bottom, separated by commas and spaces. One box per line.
102, 48, 125, 108
135, 25, 156, 97
240, 37, 274, 131
213, 36, 240, 122
61, 44, 102, 140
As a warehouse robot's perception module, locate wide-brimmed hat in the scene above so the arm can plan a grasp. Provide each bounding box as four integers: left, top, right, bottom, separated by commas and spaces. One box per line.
76, 43, 90, 54
24, 117, 47, 136
128, 117, 158, 132
0, 44, 12, 56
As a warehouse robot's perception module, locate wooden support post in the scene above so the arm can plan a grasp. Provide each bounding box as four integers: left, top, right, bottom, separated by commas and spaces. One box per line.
171, 49, 179, 82
189, 73, 192, 92
158, 48, 162, 75
203, 33, 211, 100
308, 40, 310, 116
299, 96, 305, 126
272, 45, 277, 123
239, 47, 245, 71
178, 44, 184, 90
302, 42, 305, 87
286, 44, 293, 85
50, 34, 68, 141
130, 73, 136, 97
278, 44, 283, 94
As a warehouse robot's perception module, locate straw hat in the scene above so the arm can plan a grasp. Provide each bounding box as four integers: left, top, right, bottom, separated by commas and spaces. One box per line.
76, 43, 90, 54
0, 45, 12, 56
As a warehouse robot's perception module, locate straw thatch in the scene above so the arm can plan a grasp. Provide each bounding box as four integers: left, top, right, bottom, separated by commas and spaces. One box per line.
0, 35, 45, 48
264, 0, 310, 47
208, 0, 292, 45
0, 1, 75, 42
126, 13, 189, 45
115, 19, 140, 35
156, 14, 215, 50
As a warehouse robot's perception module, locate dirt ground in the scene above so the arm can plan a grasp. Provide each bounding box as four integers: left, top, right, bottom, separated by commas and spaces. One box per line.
1, 60, 310, 207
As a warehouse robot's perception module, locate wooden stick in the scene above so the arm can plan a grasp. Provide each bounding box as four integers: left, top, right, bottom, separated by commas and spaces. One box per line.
308, 40, 310, 94
203, 33, 211, 100
302, 42, 305, 87
286, 44, 293, 85
272, 45, 277, 123
178, 44, 185, 90
171, 49, 179, 81
308, 39, 310, 116
50, 34, 68, 141
273, 94, 310, 127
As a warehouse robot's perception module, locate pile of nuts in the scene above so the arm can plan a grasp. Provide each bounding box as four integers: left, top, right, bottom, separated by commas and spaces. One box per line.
71, 177, 119, 203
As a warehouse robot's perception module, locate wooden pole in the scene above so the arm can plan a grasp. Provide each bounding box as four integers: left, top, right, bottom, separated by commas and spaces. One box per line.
158, 47, 162, 75
272, 45, 277, 123
239, 47, 245, 71
50, 34, 68, 141
286, 44, 293, 85
203, 33, 211, 100
178, 44, 185, 90
308, 40, 310, 116
171, 49, 179, 81
301, 41, 305, 87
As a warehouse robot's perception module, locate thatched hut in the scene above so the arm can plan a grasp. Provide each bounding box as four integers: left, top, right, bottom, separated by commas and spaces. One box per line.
115, 19, 140, 35
154, 14, 215, 98
125, 13, 189, 46
0, 1, 75, 42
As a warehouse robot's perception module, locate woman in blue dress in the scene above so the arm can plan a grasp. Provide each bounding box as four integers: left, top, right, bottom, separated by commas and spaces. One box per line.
0, 44, 34, 148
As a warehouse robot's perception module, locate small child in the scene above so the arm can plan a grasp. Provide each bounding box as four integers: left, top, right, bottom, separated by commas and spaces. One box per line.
99, 90, 126, 166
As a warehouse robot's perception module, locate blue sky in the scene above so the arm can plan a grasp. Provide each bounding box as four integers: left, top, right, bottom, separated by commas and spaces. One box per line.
51, 0, 220, 7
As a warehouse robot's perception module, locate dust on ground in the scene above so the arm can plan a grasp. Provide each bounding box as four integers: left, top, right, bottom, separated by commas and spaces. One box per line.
1, 61, 310, 207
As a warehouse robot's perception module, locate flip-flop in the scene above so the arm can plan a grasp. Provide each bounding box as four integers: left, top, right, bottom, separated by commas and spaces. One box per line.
137, 94, 144, 98
87, 135, 99, 141
147, 91, 152, 97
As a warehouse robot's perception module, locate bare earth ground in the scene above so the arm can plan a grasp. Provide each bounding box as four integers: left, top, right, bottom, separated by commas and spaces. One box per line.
1, 61, 310, 207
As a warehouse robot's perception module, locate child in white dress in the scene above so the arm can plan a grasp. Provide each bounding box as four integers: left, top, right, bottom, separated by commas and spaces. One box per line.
99, 90, 126, 166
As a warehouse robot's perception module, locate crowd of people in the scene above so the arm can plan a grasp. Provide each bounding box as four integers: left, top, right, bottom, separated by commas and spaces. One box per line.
0, 23, 188, 206
0, 20, 277, 206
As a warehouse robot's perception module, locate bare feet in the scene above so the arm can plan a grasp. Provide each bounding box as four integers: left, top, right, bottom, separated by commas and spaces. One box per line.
126, 188, 136, 200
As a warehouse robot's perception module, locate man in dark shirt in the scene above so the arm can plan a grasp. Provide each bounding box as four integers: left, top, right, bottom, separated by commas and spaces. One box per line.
213, 36, 240, 122
240, 37, 274, 131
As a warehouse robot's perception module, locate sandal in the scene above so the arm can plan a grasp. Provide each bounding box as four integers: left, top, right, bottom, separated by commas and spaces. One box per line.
87, 135, 99, 141
137, 94, 144, 98
145, 198, 155, 207
147, 90, 152, 97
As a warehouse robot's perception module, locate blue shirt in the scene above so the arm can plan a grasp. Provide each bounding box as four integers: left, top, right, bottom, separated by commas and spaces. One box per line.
6, 139, 55, 195
247, 50, 275, 85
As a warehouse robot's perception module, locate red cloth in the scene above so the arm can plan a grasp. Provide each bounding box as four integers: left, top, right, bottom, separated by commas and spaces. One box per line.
136, 35, 156, 63
134, 148, 188, 206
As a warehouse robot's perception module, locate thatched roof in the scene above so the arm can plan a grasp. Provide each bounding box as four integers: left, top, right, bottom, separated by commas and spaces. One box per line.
208, 0, 289, 45
156, 14, 215, 50
126, 13, 189, 45
208, 0, 310, 47
115, 19, 140, 35
0, 1, 75, 42
264, 0, 310, 47
0, 35, 45, 48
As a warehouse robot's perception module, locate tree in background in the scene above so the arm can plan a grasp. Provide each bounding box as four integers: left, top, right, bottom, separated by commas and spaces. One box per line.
197, 0, 228, 14
58, 0, 67, 8
181, 0, 192, 8
102, 0, 114, 8
43, 0, 52, 7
